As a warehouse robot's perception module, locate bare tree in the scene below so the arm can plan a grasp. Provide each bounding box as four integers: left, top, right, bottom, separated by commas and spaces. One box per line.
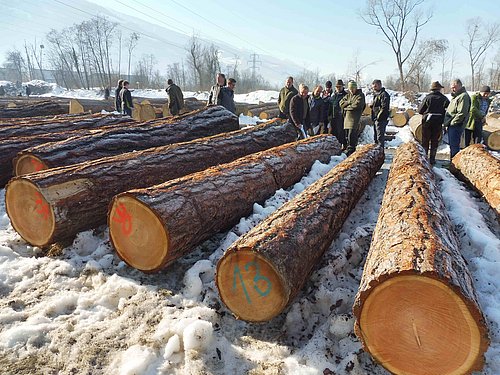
203, 43, 221, 88
348, 50, 378, 84
488, 49, 500, 89
186, 35, 204, 89
127, 32, 140, 82
405, 39, 447, 91
4, 50, 26, 82
360, 0, 432, 91
462, 18, 500, 90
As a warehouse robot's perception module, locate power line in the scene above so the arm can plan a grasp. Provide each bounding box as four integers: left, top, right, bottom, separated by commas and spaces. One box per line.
248, 53, 262, 80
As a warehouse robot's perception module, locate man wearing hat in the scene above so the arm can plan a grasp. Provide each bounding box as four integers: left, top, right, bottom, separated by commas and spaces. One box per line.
465, 85, 492, 146
339, 80, 366, 156
418, 81, 450, 164
444, 79, 471, 159
329, 79, 348, 148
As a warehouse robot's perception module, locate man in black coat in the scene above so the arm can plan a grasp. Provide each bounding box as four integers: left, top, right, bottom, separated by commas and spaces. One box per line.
221, 78, 236, 114
165, 79, 184, 116
329, 79, 348, 148
418, 81, 450, 164
120, 80, 134, 116
371, 79, 390, 147
115, 79, 124, 112
289, 84, 310, 139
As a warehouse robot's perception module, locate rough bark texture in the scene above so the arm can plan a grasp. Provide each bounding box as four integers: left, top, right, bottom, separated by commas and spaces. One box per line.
451, 143, 500, 217
353, 141, 489, 374
217, 144, 384, 321
15, 106, 239, 171
0, 101, 66, 118
111, 135, 341, 271
0, 112, 91, 126
69, 98, 115, 114
7, 120, 298, 247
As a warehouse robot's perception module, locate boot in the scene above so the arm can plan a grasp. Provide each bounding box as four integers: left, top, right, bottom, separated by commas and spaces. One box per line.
429, 149, 437, 165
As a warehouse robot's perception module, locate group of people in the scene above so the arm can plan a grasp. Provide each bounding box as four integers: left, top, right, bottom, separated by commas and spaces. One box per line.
207, 73, 237, 113
278, 76, 390, 156
114, 79, 134, 116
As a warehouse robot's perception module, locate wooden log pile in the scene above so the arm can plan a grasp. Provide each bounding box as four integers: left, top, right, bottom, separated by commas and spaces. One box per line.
482, 114, 500, 151
108, 136, 341, 272
247, 103, 277, 118
5, 120, 297, 248
216, 144, 384, 322
353, 141, 489, 375
69, 98, 115, 114
0, 100, 67, 118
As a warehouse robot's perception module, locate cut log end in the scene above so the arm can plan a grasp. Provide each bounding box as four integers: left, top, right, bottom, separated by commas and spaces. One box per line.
5, 179, 55, 247
356, 275, 485, 375
216, 249, 287, 322
109, 195, 168, 272
15, 154, 49, 176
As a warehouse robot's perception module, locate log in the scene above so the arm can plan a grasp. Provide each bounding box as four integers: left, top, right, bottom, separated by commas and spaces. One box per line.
486, 113, 500, 128
359, 116, 373, 135
69, 98, 115, 114
0, 112, 96, 127
0, 101, 66, 118
13, 106, 239, 175
108, 136, 341, 272
247, 103, 276, 117
409, 114, 443, 143
353, 141, 489, 375
6, 120, 298, 248
482, 125, 500, 151
406, 108, 415, 118
451, 144, 500, 217
216, 144, 384, 322
259, 108, 280, 120
362, 103, 371, 116
392, 111, 410, 127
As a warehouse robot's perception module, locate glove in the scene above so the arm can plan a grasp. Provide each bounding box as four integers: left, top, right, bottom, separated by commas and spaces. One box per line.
299, 124, 308, 139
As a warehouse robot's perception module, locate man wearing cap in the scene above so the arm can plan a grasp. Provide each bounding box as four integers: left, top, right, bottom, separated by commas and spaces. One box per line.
465, 85, 492, 146
330, 79, 348, 148
418, 81, 450, 164
278, 77, 298, 119
444, 79, 471, 159
371, 79, 391, 147
339, 80, 366, 156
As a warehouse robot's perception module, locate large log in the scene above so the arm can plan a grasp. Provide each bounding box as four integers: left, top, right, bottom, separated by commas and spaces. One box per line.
392, 111, 410, 127
108, 136, 341, 272
451, 143, 500, 217
259, 108, 280, 120
247, 103, 276, 118
482, 125, 500, 151
0, 101, 67, 118
13, 106, 239, 175
69, 98, 115, 114
5, 120, 297, 248
353, 141, 489, 375
216, 144, 384, 322
409, 113, 443, 143
0, 112, 95, 127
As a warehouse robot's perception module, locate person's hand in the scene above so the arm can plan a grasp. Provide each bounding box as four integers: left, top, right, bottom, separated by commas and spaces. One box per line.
299, 124, 308, 139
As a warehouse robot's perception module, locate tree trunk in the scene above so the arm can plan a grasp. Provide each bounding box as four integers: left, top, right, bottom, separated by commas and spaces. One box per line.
0, 101, 66, 118
451, 143, 500, 217
0, 112, 101, 127
69, 98, 115, 114
216, 144, 384, 322
392, 111, 410, 127
6, 120, 298, 248
353, 141, 489, 375
108, 136, 341, 273
259, 108, 280, 120
247, 104, 276, 118
14, 106, 239, 173
482, 125, 500, 151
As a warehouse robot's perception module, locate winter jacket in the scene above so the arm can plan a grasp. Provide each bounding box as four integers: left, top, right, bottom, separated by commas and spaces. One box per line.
278, 85, 298, 117
208, 84, 223, 106
322, 90, 333, 123
115, 86, 122, 111
418, 90, 450, 126
166, 84, 184, 115
330, 89, 348, 120
371, 87, 391, 122
120, 87, 133, 113
220, 87, 236, 114
289, 94, 310, 129
309, 94, 325, 125
444, 86, 471, 127
339, 89, 366, 130
465, 92, 492, 130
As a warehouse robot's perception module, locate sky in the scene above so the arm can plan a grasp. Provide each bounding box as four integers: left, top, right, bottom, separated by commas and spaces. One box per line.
1, 0, 499, 85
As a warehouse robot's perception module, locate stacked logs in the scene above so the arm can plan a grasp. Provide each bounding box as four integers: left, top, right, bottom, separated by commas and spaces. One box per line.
216, 144, 384, 322
353, 141, 489, 375
483, 114, 500, 151
0, 100, 67, 118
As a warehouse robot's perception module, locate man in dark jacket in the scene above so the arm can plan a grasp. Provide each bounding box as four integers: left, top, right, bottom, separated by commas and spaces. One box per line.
166, 79, 184, 116
329, 79, 348, 147
207, 73, 226, 106
418, 81, 450, 164
371, 79, 390, 147
289, 84, 310, 139
115, 79, 124, 112
120, 81, 133, 116
278, 77, 298, 119
465, 85, 492, 146
221, 78, 236, 114
309, 85, 326, 135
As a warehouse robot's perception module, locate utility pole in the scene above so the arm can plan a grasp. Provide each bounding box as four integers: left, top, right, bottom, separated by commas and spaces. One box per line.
248, 53, 261, 81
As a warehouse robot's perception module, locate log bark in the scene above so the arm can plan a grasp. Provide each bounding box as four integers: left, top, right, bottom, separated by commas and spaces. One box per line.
216, 144, 384, 322
6, 120, 297, 248
108, 136, 341, 273
0, 101, 67, 118
14, 106, 239, 174
451, 143, 500, 217
353, 141, 489, 375
69, 98, 115, 114
0, 112, 97, 127
409, 114, 443, 143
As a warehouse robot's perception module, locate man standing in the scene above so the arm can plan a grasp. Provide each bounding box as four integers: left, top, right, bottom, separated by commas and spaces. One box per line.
320, 81, 333, 134
207, 73, 226, 106
340, 81, 366, 156
330, 79, 348, 148
120, 80, 134, 116
465, 85, 492, 146
371, 79, 390, 147
309, 85, 325, 135
444, 79, 471, 159
221, 78, 236, 114
166, 79, 184, 116
115, 79, 124, 112
278, 77, 298, 119
289, 84, 310, 139
418, 81, 450, 164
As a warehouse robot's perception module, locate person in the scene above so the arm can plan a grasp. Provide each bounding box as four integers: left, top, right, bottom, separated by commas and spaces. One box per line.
207, 73, 226, 106
120, 80, 134, 116
115, 79, 124, 112
309, 85, 325, 135
104, 87, 110, 100
370, 79, 390, 147
320, 81, 333, 134
289, 84, 310, 140
418, 81, 450, 165
340, 80, 366, 156
221, 78, 236, 114
278, 76, 298, 119
444, 79, 471, 159
25, 86, 31, 98
165, 78, 184, 116
465, 85, 492, 146
0, 86, 5, 96
329, 79, 348, 148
